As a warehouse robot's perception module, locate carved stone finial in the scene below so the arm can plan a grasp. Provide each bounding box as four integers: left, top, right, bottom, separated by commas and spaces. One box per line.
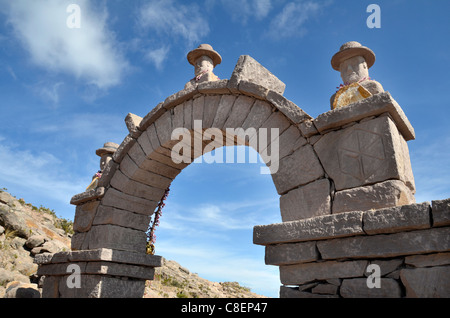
185, 44, 221, 89
330, 41, 384, 109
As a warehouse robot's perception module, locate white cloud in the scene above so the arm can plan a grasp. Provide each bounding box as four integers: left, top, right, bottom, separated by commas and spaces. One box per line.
268, 1, 323, 39
1, 0, 128, 89
145, 45, 170, 70
0, 143, 85, 205
138, 0, 210, 48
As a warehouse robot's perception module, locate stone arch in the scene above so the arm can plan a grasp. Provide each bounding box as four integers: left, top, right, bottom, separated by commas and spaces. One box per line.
36, 55, 434, 299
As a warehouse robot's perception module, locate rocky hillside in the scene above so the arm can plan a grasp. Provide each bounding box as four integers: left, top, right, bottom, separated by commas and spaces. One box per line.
0, 189, 266, 298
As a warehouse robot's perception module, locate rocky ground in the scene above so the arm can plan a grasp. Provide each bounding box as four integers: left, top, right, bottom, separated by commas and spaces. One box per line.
0, 189, 266, 298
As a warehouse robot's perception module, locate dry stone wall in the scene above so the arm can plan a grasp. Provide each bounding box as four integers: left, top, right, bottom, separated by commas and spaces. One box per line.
36, 54, 449, 298
255, 199, 450, 298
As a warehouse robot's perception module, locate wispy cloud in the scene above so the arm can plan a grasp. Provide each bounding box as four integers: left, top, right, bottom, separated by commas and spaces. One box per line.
220, 0, 273, 22
0, 143, 85, 205
1, 0, 129, 89
145, 45, 170, 70
138, 0, 210, 48
267, 1, 325, 39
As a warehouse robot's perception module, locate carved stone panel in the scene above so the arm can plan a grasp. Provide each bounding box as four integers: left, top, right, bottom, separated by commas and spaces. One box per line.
314, 116, 415, 192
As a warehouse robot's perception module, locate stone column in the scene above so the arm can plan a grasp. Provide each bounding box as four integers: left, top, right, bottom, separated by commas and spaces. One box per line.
36, 248, 162, 298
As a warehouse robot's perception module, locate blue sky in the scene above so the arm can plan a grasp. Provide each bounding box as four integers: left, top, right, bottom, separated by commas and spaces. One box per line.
0, 0, 449, 298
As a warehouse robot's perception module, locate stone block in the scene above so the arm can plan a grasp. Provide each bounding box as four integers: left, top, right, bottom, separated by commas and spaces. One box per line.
241, 100, 274, 131
223, 95, 255, 129
70, 187, 105, 206
340, 278, 401, 298
119, 154, 173, 190
163, 85, 197, 110
183, 99, 193, 130
313, 92, 415, 141
101, 187, 158, 216
97, 160, 118, 188
280, 178, 331, 222
280, 260, 368, 285
363, 202, 431, 234
212, 95, 236, 129
73, 201, 100, 233
405, 252, 450, 268
267, 90, 311, 124
92, 204, 152, 232
85, 261, 155, 280
139, 102, 165, 131
265, 241, 318, 265
228, 55, 286, 95
317, 227, 450, 260
332, 180, 415, 214
238, 80, 269, 100
271, 144, 324, 195
314, 116, 415, 192
203, 95, 222, 128
431, 198, 450, 227
278, 125, 307, 160
400, 266, 450, 297
311, 283, 339, 295
280, 286, 338, 298
154, 110, 173, 146
70, 231, 88, 251
197, 79, 230, 94
298, 120, 318, 137
125, 113, 143, 138
172, 103, 184, 130
253, 210, 364, 245
139, 158, 181, 179
112, 134, 136, 164
249, 110, 291, 153
192, 95, 204, 122
87, 224, 147, 253
365, 259, 403, 277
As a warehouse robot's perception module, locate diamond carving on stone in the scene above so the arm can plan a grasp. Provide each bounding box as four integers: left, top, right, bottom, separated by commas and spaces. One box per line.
338, 129, 385, 181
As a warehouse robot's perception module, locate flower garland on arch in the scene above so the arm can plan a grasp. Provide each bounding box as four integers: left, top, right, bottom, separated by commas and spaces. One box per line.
146, 187, 170, 255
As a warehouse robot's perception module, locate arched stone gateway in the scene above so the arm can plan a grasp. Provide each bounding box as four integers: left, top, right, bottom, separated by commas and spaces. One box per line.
36, 51, 450, 298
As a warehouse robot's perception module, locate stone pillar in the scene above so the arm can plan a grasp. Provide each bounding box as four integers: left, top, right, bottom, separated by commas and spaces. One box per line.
36, 248, 162, 298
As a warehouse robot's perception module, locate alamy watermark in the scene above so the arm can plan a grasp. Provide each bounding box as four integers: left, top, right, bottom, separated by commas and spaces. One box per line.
170, 120, 280, 175
366, 264, 381, 289
367, 4, 381, 29
66, 264, 81, 289
66, 4, 81, 29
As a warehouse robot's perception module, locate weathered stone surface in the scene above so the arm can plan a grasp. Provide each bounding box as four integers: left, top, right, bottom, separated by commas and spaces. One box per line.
202, 95, 222, 128
238, 80, 269, 100
271, 144, 324, 195
139, 102, 165, 131
112, 134, 136, 164
125, 113, 143, 138
298, 120, 318, 137
228, 55, 286, 95
365, 259, 403, 277
317, 227, 450, 260
101, 188, 158, 216
280, 179, 331, 222
265, 241, 318, 265
332, 180, 415, 214
340, 278, 401, 298
73, 201, 100, 233
92, 204, 151, 232
432, 198, 450, 227
249, 110, 291, 153
85, 261, 155, 280
4, 281, 40, 298
87, 224, 147, 253
154, 110, 173, 146
211, 95, 236, 129
313, 92, 415, 141
363, 202, 431, 234
253, 210, 364, 245
280, 260, 368, 285
280, 286, 338, 298
405, 252, 450, 268
314, 116, 414, 191
111, 169, 165, 202
267, 90, 311, 124
163, 85, 197, 110
70, 187, 105, 206
197, 79, 230, 94
311, 283, 339, 295
97, 159, 118, 188
400, 266, 450, 297
277, 125, 306, 159
119, 154, 173, 190
183, 99, 193, 130
223, 95, 254, 129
